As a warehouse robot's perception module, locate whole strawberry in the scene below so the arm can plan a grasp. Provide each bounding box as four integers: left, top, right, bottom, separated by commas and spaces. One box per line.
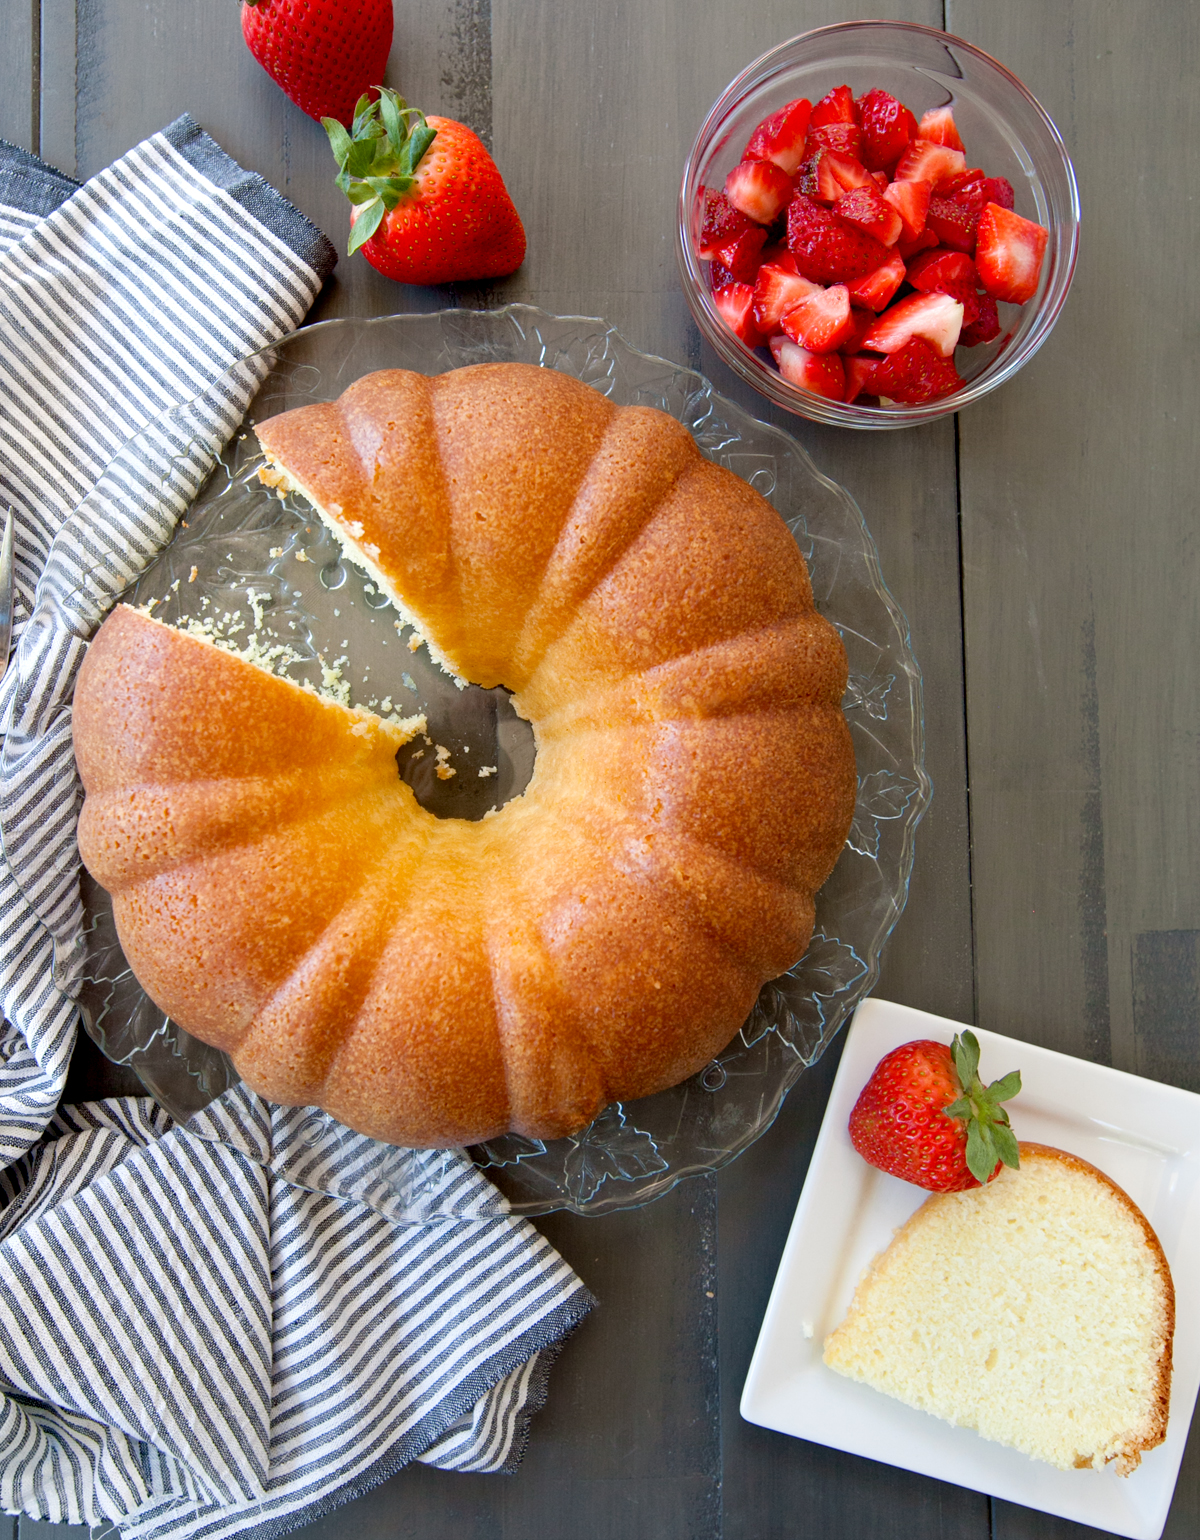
241, 0, 393, 126
324, 90, 526, 284
849, 1031, 1021, 1191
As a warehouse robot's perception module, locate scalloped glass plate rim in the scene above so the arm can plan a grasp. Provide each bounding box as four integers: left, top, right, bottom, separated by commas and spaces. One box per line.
76, 304, 929, 1216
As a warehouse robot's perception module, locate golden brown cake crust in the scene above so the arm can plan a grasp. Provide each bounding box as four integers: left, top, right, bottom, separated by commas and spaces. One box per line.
74, 363, 857, 1147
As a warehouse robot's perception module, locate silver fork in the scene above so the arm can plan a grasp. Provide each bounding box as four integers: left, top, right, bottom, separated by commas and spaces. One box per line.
0, 510, 13, 681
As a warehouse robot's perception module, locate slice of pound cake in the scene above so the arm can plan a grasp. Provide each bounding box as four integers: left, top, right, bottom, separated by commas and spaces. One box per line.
823, 1143, 1174, 1474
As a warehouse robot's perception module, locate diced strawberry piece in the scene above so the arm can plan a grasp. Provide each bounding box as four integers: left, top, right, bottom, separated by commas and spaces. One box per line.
844, 353, 879, 403
745, 98, 813, 176
724, 159, 794, 224
698, 190, 752, 259
709, 262, 737, 289
906, 248, 981, 324
862, 290, 964, 358
839, 308, 877, 355
872, 170, 890, 190
916, 106, 965, 152
835, 185, 903, 246
882, 178, 931, 240
804, 122, 864, 160
960, 292, 1001, 345
795, 150, 845, 205
810, 85, 857, 126
981, 175, 1015, 210
759, 242, 797, 271
893, 140, 968, 187
752, 262, 821, 331
896, 227, 940, 260
781, 283, 853, 353
770, 335, 847, 401
714, 224, 768, 282
975, 203, 1048, 303
712, 282, 765, 347
926, 193, 980, 252
869, 336, 964, 403
846, 249, 907, 312
786, 194, 891, 285
826, 150, 875, 194
856, 88, 918, 172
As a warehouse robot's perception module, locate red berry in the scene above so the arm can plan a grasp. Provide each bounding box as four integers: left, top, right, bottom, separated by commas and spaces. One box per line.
869, 337, 965, 404
745, 98, 813, 176
856, 88, 918, 172
976, 203, 1048, 303
242, 0, 393, 124
848, 1033, 1021, 1191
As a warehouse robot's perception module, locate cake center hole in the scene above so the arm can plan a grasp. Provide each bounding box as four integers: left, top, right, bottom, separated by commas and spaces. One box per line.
395, 682, 536, 821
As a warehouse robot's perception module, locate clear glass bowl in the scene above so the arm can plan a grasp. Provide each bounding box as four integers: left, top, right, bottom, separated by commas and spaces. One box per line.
677, 21, 1080, 429
75, 306, 929, 1213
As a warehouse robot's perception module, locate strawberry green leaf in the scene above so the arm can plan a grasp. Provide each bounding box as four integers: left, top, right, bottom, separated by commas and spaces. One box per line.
950, 1030, 981, 1089
322, 118, 355, 169
378, 89, 403, 143
988, 1070, 1022, 1103
992, 1121, 1021, 1171
347, 199, 386, 255
965, 1120, 997, 1185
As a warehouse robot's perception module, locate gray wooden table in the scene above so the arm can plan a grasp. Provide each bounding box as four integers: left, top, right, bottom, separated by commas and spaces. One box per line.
4, 1, 1199, 1536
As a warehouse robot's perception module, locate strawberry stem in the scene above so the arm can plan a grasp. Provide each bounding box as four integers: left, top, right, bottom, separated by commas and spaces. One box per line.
943, 1030, 1022, 1185
322, 88, 439, 256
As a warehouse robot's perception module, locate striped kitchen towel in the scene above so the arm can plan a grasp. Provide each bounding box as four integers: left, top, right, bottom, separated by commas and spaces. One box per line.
0, 126, 595, 1534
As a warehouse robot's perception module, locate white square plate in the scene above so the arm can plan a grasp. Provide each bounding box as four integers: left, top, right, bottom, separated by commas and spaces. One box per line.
741, 998, 1200, 1540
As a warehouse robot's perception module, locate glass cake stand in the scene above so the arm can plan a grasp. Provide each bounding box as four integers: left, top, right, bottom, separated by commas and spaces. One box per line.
75, 306, 929, 1215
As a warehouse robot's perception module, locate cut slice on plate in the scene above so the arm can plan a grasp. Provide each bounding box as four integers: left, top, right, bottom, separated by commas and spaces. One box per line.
823, 1143, 1174, 1476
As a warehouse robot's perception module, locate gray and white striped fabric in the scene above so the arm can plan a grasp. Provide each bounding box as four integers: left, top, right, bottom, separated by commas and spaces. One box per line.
0, 126, 595, 1534
0, 1087, 592, 1536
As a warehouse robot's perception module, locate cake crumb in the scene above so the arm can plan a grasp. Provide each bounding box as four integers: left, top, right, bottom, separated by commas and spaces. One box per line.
407, 634, 422, 653
478, 765, 497, 778
188, 566, 198, 583
434, 744, 456, 780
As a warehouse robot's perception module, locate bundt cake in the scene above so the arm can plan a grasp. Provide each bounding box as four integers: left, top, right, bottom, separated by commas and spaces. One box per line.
824, 1144, 1175, 1474
73, 362, 856, 1148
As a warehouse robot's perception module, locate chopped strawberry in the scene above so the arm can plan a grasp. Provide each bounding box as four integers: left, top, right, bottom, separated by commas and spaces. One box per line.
871, 170, 890, 190
714, 224, 768, 282
699, 190, 752, 259
781, 283, 854, 353
795, 150, 846, 205
906, 249, 981, 324
844, 353, 879, 402
926, 193, 980, 253
745, 98, 813, 176
712, 282, 765, 347
839, 307, 877, 354
882, 178, 931, 240
759, 242, 797, 271
896, 226, 940, 260
804, 122, 864, 160
960, 292, 1001, 345
709, 261, 737, 289
893, 139, 967, 187
770, 335, 847, 401
724, 159, 794, 224
916, 106, 965, 151
981, 175, 1015, 210
810, 85, 857, 126
869, 337, 964, 403
856, 88, 917, 172
752, 262, 821, 331
835, 185, 903, 246
975, 203, 1048, 303
846, 249, 907, 311
862, 290, 965, 358
786, 194, 891, 285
